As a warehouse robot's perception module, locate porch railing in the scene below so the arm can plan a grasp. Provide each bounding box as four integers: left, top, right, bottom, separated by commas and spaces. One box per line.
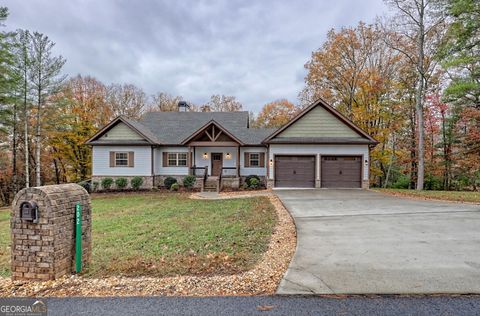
189, 165, 209, 188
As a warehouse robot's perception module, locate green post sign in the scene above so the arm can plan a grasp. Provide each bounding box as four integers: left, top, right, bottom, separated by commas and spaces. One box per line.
75, 203, 82, 273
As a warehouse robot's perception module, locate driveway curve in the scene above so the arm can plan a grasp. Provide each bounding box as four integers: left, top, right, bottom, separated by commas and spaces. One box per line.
275, 189, 480, 294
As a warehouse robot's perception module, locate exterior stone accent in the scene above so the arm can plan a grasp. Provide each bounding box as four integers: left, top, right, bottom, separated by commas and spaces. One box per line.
362, 179, 370, 189
267, 179, 274, 189
11, 184, 92, 281
92, 176, 153, 190
221, 177, 240, 189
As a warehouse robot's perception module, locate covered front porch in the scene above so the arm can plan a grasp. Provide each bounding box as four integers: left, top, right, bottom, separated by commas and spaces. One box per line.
183, 121, 244, 191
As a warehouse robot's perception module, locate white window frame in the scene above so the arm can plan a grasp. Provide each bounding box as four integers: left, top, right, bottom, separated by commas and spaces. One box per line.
115, 152, 129, 167
249, 153, 260, 167
167, 152, 188, 167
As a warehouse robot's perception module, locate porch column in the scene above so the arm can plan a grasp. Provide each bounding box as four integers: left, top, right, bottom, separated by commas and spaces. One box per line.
188, 146, 192, 175
237, 146, 240, 177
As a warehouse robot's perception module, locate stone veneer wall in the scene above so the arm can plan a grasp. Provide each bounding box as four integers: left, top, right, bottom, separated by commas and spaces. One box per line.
11, 184, 92, 281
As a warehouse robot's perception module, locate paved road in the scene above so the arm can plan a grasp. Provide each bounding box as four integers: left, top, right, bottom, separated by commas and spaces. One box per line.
275, 189, 480, 294
39, 295, 480, 316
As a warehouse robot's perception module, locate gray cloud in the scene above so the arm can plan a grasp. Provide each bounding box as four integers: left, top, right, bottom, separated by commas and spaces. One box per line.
3, 0, 386, 112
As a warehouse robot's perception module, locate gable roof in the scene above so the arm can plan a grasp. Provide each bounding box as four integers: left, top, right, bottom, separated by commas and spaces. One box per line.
86, 111, 275, 146
263, 98, 378, 145
85, 116, 160, 145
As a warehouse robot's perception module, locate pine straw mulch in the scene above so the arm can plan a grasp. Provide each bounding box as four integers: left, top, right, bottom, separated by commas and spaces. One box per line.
0, 195, 296, 297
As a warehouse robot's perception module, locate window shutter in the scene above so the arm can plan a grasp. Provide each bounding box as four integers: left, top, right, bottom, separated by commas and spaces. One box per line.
163, 152, 168, 167
187, 151, 191, 168
259, 153, 265, 167
110, 152, 115, 167
128, 151, 134, 167
244, 152, 250, 167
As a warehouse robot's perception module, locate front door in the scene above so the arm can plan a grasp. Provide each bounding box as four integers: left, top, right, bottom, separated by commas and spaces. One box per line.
211, 153, 223, 176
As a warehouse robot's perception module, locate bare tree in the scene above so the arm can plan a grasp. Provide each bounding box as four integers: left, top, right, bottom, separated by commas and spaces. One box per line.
384, 0, 446, 190
201, 94, 243, 112
29, 32, 66, 186
149, 92, 183, 112
107, 83, 147, 119
11, 29, 32, 188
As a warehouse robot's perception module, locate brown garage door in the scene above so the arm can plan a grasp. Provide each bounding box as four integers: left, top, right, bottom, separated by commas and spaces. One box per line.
321, 156, 362, 188
275, 156, 315, 188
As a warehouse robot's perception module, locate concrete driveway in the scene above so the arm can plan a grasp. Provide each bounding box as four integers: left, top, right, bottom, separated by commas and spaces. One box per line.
275, 189, 480, 294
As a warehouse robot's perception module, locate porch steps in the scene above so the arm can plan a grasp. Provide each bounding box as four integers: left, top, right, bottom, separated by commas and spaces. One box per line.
202, 177, 219, 193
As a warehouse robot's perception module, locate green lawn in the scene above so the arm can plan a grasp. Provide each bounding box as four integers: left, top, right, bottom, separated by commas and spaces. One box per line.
0, 193, 276, 278
0, 209, 9, 277
376, 189, 480, 203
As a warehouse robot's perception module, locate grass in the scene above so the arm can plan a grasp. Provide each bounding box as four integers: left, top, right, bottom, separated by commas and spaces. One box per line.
0, 209, 9, 277
376, 189, 480, 203
0, 193, 276, 278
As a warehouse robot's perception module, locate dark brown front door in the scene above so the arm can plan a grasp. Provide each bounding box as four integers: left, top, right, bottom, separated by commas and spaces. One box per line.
275, 156, 315, 188
211, 153, 223, 176
321, 156, 362, 188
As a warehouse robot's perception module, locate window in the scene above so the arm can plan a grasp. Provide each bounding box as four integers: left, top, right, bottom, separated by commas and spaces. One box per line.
167, 153, 188, 167
249, 153, 259, 167
115, 152, 128, 166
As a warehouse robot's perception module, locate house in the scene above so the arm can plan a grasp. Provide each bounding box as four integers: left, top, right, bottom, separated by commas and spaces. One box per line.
86, 98, 378, 191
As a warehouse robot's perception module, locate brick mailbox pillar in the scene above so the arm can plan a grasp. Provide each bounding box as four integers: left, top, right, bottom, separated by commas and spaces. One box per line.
10, 184, 92, 281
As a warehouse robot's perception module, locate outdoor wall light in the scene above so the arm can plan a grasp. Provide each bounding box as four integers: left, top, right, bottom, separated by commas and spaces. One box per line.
365, 159, 368, 164
203, 152, 209, 159
225, 152, 231, 160
269, 159, 273, 166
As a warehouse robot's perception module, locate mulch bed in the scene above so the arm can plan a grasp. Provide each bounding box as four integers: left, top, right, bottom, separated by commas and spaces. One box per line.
0, 195, 296, 297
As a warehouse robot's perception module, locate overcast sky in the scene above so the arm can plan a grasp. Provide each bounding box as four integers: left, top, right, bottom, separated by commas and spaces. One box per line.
3, 0, 387, 112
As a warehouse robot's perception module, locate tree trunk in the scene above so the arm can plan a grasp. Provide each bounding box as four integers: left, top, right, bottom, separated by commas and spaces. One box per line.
23, 67, 29, 188
35, 95, 41, 187
35, 67, 42, 187
12, 100, 18, 194
415, 1, 426, 191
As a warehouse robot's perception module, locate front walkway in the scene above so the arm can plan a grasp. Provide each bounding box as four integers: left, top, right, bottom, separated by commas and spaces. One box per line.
275, 189, 480, 294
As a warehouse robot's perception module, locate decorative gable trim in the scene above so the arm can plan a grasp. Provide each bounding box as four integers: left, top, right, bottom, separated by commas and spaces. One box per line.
263, 98, 378, 144
85, 116, 158, 145
181, 120, 245, 146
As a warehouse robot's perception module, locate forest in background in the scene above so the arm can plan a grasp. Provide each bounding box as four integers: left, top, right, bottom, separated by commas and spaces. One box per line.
0, 0, 479, 205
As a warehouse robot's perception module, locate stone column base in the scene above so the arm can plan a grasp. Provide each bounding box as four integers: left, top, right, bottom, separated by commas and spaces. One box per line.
362, 180, 370, 189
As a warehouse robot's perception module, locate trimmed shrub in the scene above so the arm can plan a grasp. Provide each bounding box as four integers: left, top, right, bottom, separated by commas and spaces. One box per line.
245, 175, 261, 188
183, 175, 196, 189
101, 178, 114, 190
92, 181, 99, 192
249, 178, 260, 189
131, 176, 144, 190
115, 177, 128, 190
164, 177, 177, 189
170, 183, 180, 191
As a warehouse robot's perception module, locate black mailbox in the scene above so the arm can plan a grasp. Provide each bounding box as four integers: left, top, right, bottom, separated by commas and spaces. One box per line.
20, 201, 39, 223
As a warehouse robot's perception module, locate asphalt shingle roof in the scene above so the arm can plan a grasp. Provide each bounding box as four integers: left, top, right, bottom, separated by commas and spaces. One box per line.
131, 111, 275, 145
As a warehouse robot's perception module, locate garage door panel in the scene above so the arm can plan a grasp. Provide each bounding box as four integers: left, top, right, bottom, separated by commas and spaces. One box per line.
321, 156, 361, 188
275, 156, 315, 188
